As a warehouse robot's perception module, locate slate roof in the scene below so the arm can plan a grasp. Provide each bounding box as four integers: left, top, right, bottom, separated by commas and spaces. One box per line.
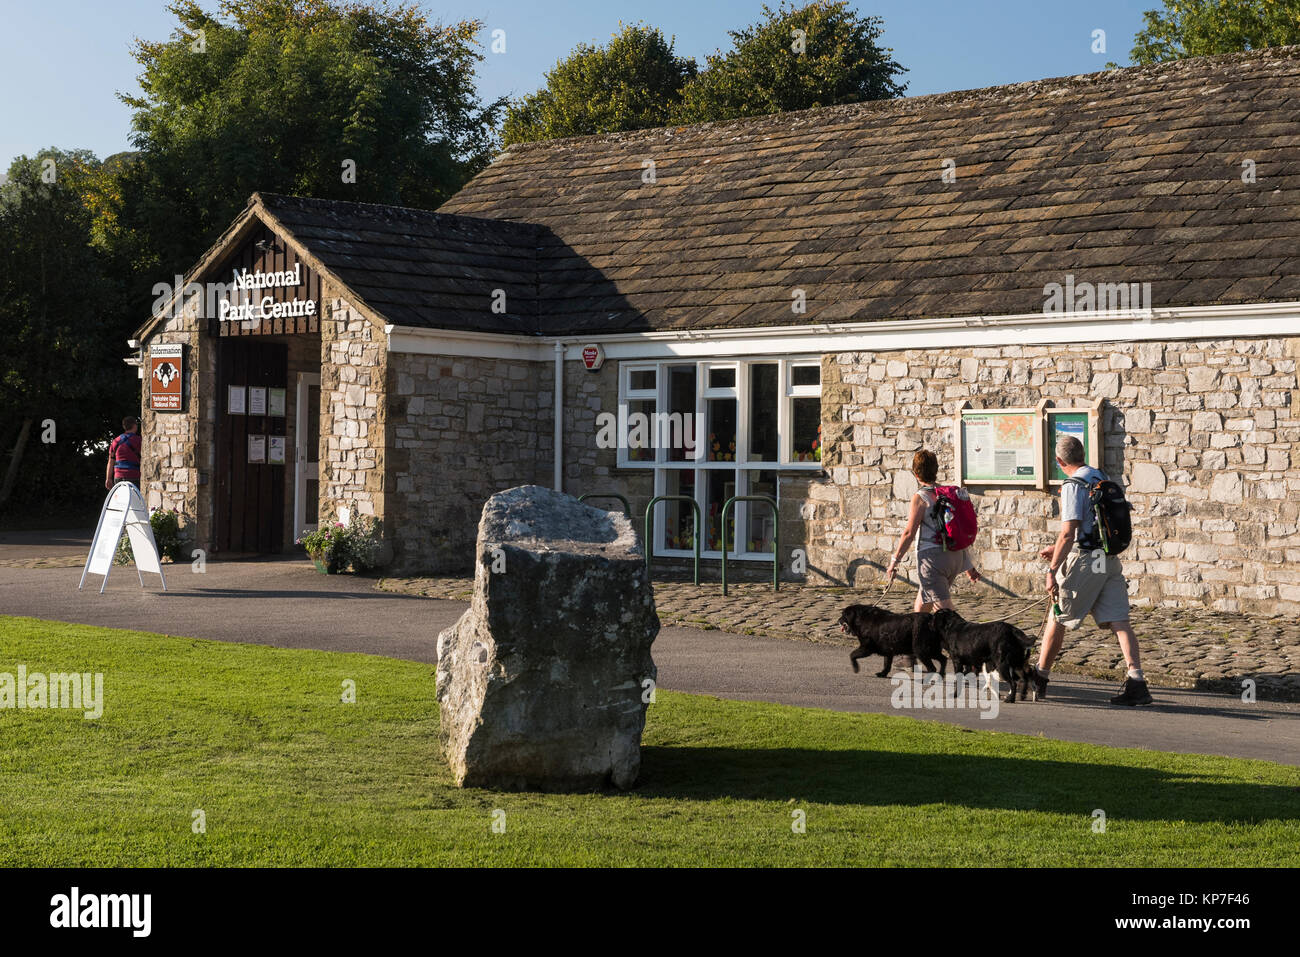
436, 45, 1300, 336
254, 193, 543, 334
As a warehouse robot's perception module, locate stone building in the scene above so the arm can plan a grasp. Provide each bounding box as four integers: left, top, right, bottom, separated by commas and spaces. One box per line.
132, 47, 1300, 611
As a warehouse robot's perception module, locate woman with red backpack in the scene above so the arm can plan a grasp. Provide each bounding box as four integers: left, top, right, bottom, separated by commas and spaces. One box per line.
105, 416, 143, 490
885, 449, 982, 613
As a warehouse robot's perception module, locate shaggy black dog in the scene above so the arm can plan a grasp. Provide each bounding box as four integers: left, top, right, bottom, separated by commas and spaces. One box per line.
840, 604, 946, 677
931, 608, 1035, 703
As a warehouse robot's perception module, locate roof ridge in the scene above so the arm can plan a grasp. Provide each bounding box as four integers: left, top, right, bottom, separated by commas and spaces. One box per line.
253, 191, 537, 233
495, 44, 1300, 156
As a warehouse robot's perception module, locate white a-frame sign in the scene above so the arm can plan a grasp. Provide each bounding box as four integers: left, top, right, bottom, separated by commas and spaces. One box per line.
79, 482, 168, 593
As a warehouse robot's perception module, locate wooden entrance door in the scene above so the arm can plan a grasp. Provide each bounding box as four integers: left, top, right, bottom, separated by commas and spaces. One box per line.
214, 339, 288, 553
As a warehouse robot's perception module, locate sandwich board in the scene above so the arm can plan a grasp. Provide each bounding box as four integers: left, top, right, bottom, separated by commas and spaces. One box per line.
79, 482, 168, 593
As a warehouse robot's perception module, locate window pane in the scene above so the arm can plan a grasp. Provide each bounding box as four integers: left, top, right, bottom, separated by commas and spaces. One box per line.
748, 363, 778, 462
706, 397, 737, 461
306, 385, 321, 453
743, 470, 778, 554
791, 397, 821, 462
659, 470, 697, 551
628, 398, 656, 461
791, 364, 820, 387
708, 367, 736, 389
703, 469, 737, 553
667, 364, 697, 462
304, 478, 319, 524
629, 369, 656, 392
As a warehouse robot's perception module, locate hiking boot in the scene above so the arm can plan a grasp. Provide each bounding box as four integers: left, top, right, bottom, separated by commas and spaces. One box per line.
1027, 668, 1049, 701
1110, 677, 1153, 706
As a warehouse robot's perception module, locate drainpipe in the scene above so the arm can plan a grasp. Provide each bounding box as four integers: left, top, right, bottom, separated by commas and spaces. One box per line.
553, 341, 564, 491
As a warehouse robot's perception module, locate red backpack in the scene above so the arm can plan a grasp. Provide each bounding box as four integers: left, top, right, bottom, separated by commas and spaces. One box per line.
928, 485, 978, 551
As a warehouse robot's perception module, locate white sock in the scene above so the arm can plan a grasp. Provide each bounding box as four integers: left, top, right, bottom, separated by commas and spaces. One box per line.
1127, 667, 1145, 682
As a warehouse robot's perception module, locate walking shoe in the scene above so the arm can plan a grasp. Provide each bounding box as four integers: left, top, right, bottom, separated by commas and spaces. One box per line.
1027, 668, 1049, 701
1109, 677, 1153, 706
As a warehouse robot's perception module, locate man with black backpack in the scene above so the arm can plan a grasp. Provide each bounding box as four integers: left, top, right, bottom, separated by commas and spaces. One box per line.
1027, 435, 1152, 706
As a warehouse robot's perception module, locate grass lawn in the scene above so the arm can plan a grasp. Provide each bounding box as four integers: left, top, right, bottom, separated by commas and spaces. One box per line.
1, 614, 1298, 867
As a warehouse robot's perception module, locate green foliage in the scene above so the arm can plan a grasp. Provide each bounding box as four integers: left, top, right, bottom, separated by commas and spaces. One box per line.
296, 513, 384, 573
84, 0, 504, 382
502, 24, 696, 145
297, 521, 349, 572
503, 3, 907, 144
674, 0, 907, 124
0, 149, 135, 517
1130, 0, 1300, 65
113, 508, 190, 564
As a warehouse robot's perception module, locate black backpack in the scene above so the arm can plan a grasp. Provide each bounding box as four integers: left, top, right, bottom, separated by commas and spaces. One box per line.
1068, 475, 1132, 555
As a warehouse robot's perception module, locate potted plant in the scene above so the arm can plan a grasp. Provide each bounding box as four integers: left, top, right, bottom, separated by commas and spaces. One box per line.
297, 523, 347, 574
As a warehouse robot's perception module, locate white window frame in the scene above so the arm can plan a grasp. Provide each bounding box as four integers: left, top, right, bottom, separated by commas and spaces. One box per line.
783, 360, 823, 464
621, 357, 822, 562
617, 362, 660, 468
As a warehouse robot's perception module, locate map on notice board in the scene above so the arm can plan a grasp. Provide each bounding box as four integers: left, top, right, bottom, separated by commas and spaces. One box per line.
961, 411, 1038, 483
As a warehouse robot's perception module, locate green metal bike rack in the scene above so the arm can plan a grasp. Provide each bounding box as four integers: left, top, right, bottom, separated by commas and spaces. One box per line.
644, 494, 702, 585
577, 492, 631, 518
720, 495, 779, 596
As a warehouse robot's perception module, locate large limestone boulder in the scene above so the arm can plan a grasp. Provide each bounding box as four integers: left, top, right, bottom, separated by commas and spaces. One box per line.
436, 485, 659, 791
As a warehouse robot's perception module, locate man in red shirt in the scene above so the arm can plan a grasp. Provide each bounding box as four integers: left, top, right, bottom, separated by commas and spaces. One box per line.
106, 417, 143, 489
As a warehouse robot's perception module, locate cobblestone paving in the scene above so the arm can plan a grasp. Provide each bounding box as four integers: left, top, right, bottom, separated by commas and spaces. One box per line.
379, 575, 1300, 701
0, 556, 84, 569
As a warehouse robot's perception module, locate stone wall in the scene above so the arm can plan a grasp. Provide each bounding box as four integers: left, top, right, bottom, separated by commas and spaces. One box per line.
559, 360, 654, 521
806, 337, 1300, 613
139, 306, 208, 547
385, 351, 552, 573
319, 297, 386, 529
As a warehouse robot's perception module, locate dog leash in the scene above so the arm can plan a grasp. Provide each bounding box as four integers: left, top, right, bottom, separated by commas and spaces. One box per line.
982, 594, 1050, 623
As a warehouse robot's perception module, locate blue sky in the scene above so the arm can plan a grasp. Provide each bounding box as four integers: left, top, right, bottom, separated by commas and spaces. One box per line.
0, 0, 1155, 164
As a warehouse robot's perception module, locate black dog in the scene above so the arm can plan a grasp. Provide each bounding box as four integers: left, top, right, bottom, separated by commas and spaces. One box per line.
840, 604, 946, 677
931, 608, 1035, 703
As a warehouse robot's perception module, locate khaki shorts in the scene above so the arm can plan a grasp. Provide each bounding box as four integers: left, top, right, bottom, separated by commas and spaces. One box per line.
1052, 547, 1130, 630
917, 548, 973, 604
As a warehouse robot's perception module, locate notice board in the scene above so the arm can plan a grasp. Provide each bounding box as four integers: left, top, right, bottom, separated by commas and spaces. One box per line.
149, 343, 184, 411
955, 399, 1104, 488
1046, 406, 1102, 482
957, 408, 1041, 485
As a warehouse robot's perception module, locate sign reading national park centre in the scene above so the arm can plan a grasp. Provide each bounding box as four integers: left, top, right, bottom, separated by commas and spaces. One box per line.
218, 263, 317, 324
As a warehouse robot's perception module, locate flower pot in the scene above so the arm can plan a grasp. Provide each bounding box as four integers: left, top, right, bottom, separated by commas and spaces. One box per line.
307, 549, 340, 574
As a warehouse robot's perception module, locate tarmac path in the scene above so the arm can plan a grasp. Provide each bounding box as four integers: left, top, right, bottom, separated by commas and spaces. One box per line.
1, 556, 1297, 767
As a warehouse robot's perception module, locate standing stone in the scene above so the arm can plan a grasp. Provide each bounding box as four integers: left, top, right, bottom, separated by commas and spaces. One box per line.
436, 486, 659, 791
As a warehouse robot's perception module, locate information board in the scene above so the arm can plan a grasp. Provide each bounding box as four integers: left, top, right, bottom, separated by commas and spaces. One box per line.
149, 343, 183, 411
1048, 410, 1091, 482
960, 410, 1039, 484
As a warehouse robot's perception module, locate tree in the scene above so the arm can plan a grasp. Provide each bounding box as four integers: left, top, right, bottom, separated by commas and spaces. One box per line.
502, 24, 696, 146
674, 0, 907, 124
0, 150, 127, 513
1130, 0, 1300, 65
89, 0, 504, 293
